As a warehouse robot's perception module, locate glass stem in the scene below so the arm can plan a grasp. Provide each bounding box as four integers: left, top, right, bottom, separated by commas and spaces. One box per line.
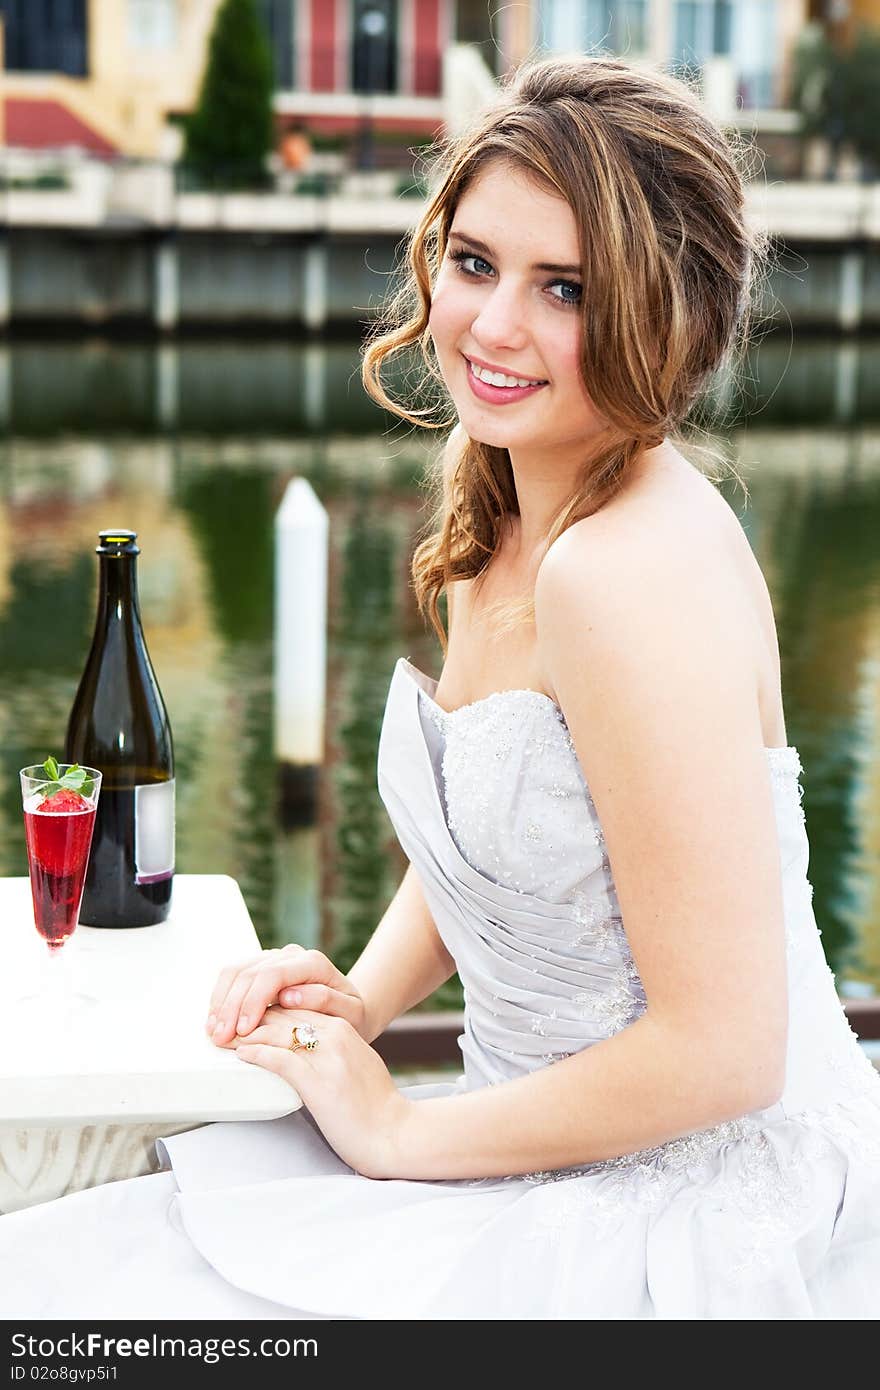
43, 942, 73, 1004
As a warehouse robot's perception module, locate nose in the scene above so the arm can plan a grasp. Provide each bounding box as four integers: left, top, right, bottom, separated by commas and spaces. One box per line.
470, 282, 530, 355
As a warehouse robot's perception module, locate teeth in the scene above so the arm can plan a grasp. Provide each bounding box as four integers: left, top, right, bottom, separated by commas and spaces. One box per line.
469, 361, 544, 389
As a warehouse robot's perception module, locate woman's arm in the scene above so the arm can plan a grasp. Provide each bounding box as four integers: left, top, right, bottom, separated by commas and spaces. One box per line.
351, 439, 464, 1043
389, 1007, 776, 1180
382, 511, 789, 1180
347, 861, 457, 1044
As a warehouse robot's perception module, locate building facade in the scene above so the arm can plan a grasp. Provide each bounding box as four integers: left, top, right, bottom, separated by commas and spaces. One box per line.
0, 0, 453, 156
534, 0, 812, 110
268, 0, 453, 142
2, 0, 864, 158
0, 0, 223, 155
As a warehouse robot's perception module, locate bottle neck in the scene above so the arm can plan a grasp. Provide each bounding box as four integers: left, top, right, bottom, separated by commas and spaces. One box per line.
96, 556, 142, 627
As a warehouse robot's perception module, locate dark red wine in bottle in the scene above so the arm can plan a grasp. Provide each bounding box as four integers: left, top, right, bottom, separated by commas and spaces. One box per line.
66, 530, 175, 927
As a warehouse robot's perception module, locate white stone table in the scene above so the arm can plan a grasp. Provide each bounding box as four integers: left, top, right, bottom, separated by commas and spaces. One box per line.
0, 874, 300, 1213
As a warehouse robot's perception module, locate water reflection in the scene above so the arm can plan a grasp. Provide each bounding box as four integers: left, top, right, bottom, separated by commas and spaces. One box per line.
0, 339, 877, 1007
6, 335, 880, 436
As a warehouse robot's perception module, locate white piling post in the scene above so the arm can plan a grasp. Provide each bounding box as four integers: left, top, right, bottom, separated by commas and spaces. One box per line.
154, 233, 179, 332
155, 343, 179, 431
274, 477, 328, 824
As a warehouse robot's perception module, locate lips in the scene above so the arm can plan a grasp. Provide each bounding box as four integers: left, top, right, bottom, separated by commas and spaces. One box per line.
463, 355, 549, 406
467, 358, 547, 388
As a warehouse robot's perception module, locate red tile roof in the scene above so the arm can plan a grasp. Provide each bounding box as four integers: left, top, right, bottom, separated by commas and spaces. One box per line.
3, 98, 117, 154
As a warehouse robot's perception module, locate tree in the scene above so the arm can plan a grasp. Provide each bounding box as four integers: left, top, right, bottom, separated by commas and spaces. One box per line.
843, 25, 880, 175
183, 0, 275, 190
792, 21, 880, 178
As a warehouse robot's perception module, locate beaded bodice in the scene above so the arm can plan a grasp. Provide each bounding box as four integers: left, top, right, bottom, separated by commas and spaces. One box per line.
376, 657, 880, 1134
429, 685, 606, 904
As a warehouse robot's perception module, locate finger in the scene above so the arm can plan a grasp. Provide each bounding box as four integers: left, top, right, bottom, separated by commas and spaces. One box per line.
210, 951, 284, 1043
215, 1014, 290, 1051
238, 1010, 331, 1051
236, 950, 337, 1036
275, 952, 349, 1010
206, 959, 260, 1033
275, 982, 360, 1029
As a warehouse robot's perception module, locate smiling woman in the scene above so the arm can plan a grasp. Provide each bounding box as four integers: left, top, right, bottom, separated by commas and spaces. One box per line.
362, 54, 768, 644
1, 52, 879, 1325
429, 168, 592, 447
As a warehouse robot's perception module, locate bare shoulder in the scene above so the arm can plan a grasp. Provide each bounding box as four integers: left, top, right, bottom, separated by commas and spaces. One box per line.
535, 459, 754, 687
546, 448, 740, 559
536, 451, 781, 724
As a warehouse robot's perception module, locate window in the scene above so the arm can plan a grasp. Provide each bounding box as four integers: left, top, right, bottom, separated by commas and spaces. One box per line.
672, 0, 749, 67
541, 0, 648, 55
671, 0, 779, 108
541, 0, 582, 53
128, 0, 176, 49
672, 0, 704, 71
734, 0, 778, 108
0, 0, 88, 76
257, 0, 296, 89
586, 0, 648, 54
713, 0, 732, 55
352, 0, 398, 94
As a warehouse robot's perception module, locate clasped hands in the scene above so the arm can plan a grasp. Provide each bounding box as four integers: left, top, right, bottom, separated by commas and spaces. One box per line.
205, 944, 414, 1181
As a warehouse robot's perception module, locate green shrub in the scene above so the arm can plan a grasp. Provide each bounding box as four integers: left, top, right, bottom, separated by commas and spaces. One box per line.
792, 22, 880, 173
182, 0, 275, 190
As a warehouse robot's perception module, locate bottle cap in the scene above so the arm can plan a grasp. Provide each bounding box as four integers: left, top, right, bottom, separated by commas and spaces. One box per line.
97, 530, 140, 556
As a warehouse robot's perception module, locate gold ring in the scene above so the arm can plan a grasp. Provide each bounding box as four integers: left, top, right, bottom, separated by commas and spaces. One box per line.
289, 1022, 319, 1051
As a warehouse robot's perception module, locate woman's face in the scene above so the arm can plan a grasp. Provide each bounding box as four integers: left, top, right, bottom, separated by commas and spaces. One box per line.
428, 160, 608, 457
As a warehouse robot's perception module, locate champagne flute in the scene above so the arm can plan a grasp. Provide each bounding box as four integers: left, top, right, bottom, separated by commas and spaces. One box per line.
19, 758, 102, 1010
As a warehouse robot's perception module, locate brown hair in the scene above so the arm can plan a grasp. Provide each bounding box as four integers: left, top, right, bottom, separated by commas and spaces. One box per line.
362, 53, 769, 652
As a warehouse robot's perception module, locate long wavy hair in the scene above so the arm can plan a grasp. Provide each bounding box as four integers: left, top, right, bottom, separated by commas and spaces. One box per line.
362, 53, 770, 652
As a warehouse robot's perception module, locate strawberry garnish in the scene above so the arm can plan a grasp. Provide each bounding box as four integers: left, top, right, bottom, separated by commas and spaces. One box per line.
38, 788, 91, 815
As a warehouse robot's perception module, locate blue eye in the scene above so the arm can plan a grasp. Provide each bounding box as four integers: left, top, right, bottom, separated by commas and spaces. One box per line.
449, 249, 493, 277
448, 247, 581, 306
549, 280, 582, 306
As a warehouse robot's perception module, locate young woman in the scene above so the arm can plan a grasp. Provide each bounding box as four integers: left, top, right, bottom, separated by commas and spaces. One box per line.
3, 54, 879, 1321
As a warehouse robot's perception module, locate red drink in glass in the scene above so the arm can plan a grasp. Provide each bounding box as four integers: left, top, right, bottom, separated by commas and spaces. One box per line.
19, 764, 102, 957
23, 790, 97, 948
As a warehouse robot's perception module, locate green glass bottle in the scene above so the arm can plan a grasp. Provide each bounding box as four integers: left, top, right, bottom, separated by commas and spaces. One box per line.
66, 530, 175, 927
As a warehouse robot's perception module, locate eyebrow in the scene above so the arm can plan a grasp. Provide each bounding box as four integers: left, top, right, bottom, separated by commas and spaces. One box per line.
448, 230, 581, 277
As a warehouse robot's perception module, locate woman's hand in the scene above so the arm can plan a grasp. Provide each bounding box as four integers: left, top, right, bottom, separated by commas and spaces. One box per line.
206, 945, 368, 1046
228, 1006, 413, 1180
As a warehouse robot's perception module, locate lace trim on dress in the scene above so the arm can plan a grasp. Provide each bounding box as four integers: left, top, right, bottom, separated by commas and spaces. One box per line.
467, 1087, 880, 1281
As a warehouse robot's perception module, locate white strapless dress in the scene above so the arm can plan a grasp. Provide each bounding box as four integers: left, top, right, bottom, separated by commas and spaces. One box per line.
1, 655, 878, 1320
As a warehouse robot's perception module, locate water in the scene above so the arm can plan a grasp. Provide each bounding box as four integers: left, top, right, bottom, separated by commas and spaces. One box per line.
0, 338, 878, 1005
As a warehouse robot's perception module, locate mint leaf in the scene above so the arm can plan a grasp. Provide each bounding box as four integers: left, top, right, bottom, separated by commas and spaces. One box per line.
37, 757, 96, 802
